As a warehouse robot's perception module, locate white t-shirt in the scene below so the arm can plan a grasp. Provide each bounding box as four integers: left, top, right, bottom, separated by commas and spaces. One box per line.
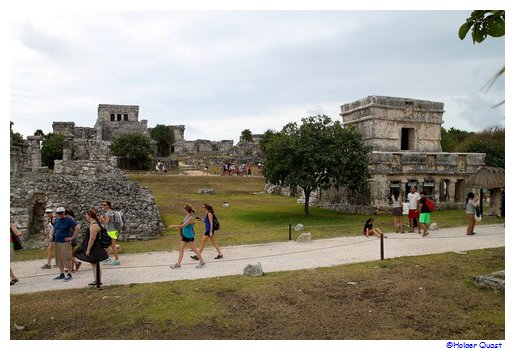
407, 192, 421, 210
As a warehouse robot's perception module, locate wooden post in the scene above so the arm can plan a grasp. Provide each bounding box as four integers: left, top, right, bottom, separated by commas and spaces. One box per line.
96, 263, 101, 289
380, 233, 385, 260
289, 224, 292, 241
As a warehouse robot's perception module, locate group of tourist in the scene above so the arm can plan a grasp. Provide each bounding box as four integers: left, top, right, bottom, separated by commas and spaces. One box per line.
364, 186, 481, 238
221, 162, 255, 176
168, 203, 223, 269
9, 200, 122, 287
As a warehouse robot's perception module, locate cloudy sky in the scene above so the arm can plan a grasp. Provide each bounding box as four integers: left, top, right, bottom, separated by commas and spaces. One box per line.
8, 7, 506, 143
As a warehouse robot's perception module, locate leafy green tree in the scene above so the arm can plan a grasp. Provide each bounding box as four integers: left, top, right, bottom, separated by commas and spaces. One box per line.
457, 125, 504, 168
459, 10, 505, 44
259, 129, 277, 155
263, 115, 371, 215
110, 133, 153, 170
241, 129, 252, 143
149, 124, 175, 157
34, 129, 45, 137
440, 127, 473, 152
41, 133, 64, 168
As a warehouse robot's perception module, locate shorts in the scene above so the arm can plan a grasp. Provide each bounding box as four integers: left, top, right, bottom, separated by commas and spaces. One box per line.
419, 213, 431, 225
107, 230, 119, 240
181, 236, 194, 243
392, 207, 402, 216
408, 209, 419, 219
204, 231, 214, 237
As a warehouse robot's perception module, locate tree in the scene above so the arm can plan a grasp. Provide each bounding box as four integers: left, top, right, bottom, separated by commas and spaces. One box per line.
41, 133, 64, 168
110, 133, 153, 170
259, 129, 277, 155
440, 127, 473, 152
149, 124, 175, 157
263, 115, 371, 215
457, 125, 505, 168
241, 129, 252, 143
459, 10, 505, 44
34, 129, 45, 137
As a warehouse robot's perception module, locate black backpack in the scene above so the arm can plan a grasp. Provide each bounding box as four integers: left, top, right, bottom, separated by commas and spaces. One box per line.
98, 225, 112, 248
212, 214, 220, 231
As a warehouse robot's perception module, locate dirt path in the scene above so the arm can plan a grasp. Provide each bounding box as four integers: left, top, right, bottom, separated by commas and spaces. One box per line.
10, 224, 504, 295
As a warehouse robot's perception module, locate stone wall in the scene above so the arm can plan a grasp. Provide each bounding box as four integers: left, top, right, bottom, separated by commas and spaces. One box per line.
10, 160, 165, 248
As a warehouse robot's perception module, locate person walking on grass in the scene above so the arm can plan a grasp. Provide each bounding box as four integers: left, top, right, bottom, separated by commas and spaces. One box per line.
40, 208, 56, 269
191, 203, 223, 261
417, 191, 431, 237
391, 189, 404, 233
10, 221, 23, 286
101, 201, 121, 266
53, 207, 79, 281
74, 208, 109, 287
466, 192, 479, 236
169, 204, 206, 269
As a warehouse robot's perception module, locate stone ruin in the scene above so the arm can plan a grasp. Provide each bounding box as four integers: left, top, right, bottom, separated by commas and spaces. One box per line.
10, 126, 165, 248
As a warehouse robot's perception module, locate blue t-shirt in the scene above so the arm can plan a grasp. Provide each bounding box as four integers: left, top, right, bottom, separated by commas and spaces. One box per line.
204, 214, 211, 233
53, 217, 78, 243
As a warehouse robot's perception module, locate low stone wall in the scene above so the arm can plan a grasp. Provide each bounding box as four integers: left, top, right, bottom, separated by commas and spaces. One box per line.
10, 161, 165, 248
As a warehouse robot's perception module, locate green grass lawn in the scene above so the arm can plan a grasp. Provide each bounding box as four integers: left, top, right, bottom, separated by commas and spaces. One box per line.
13, 174, 505, 260
11, 247, 504, 340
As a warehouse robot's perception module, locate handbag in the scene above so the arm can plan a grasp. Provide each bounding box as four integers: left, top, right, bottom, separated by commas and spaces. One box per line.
11, 232, 23, 251
474, 207, 482, 222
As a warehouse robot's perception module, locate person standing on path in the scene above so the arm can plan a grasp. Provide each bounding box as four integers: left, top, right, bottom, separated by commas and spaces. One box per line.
407, 186, 421, 233
53, 207, 79, 281
466, 192, 479, 235
10, 221, 23, 286
40, 208, 56, 269
169, 204, 206, 269
391, 189, 404, 233
191, 203, 223, 261
417, 192, 431, 237
74, 208, 109, 287
101, 201, 121, 266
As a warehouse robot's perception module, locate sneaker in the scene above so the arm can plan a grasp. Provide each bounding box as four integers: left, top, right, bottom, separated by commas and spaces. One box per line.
41, 263, 52, 269
170, 264, 181, 269
64, 274, 72, 282
214, 254, 224, 260
196, 262, 206, 269
190, 255, 199, 261
101, 258, 112, 265
88, 281, 102, 287
109, 260, 120, 266
54, 273, 65, 280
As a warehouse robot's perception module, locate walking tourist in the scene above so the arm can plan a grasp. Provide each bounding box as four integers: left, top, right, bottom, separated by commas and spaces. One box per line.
407, 186, 421, 233
466, 192, 479, 235
417, 192, 431, 237
191, 203, 223, 261
169, 204, 206, 269
74, 208, 109, 287
101, 200, 121, 266
391, 189, 404, 233
40, 208, 56, 269
53, 207, 79, 281
10, 221, 23, 286
65, 209, 82, 272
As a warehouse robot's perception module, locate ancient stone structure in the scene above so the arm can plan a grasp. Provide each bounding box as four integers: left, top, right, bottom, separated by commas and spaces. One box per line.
10, 160, 165, 248
324, 96, 485, 211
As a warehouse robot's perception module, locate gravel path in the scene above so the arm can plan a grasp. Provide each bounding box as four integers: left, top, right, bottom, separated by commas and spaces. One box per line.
10, 224, 504, 295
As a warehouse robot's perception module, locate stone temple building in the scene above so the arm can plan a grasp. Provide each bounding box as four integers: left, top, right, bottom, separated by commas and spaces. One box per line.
336, 95, 485, 210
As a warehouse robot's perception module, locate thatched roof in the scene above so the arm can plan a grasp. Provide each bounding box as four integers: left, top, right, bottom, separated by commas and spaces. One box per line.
466, 166, 505, 189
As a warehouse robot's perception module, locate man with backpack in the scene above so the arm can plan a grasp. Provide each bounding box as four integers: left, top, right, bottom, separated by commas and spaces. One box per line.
101, 201, 122, 266
417, 191, 434, 237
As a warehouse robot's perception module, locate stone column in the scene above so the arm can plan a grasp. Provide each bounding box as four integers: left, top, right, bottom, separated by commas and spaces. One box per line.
62, 136, 73, 161
26, 136, 43, 171
433, 179, 441, 202
448, 179, 457, 203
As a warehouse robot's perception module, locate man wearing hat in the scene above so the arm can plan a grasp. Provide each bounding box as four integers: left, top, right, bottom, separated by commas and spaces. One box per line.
41, 208, 56, 269
53, 207, 79, 281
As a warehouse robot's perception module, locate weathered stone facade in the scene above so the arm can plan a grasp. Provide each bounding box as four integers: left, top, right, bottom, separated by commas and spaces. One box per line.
322, 95, 486, 211
10, 160, 165, 248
